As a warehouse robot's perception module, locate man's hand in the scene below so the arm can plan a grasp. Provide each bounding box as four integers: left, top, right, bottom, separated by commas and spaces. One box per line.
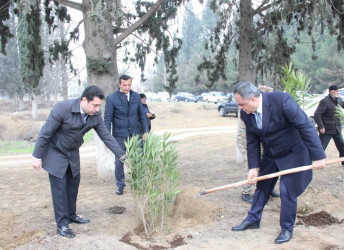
319, 128, 325, 134
143, 133, 147, 140
247, 168, 259, 184
120, 154, 127, 162
32, 158, 42, 171
313, 159, 325, 170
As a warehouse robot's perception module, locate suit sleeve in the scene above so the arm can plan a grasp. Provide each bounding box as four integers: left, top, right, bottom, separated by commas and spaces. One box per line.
243, 112, 261, 169
32, 102, 64, 159
282, 94, 326, 161
314, 99, 326, 130
94, 115, 125, 158
104, 95, 114, 133
138, 99, 149, 133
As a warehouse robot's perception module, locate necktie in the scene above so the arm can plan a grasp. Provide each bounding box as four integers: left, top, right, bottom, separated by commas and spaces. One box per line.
82, 113, 88, 124
255, 112, 262, 129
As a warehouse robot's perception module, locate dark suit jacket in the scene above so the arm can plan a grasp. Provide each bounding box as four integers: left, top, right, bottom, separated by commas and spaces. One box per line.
104, 89, 148, 137
241, 92, 326, 198
314, 94, 344, 134
33, 98, 125, 179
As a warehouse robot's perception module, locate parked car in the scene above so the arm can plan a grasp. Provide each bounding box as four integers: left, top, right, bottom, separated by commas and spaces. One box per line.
204, 91, 227, 104
197, 93, 209, 102
157, 92, 170, 102
144, 92, 159, 101
217, 98, 238, 117
175, 92, 198, 102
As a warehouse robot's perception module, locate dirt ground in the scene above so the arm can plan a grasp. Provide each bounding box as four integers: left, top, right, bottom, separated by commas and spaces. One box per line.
1, 100, 344, 249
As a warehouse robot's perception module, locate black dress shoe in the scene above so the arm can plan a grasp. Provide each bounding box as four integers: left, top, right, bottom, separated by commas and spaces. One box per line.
271, 190, 280, 198
232, 219, 260, 231
275, 230, 293, 244
241, 194, 253, 203
116, 187, 124, 195
57, 225, 75, 238
70, 215, 90, 224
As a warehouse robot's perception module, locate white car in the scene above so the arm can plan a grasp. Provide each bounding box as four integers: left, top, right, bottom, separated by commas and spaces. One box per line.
157, 92, 170, 102
204, 91, 228, 104
144, 92, 159, 101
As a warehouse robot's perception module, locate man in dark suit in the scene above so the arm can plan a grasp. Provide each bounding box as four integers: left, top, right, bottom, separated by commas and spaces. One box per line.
231, 82, 326, 244
104, 74, 148, 195
32, 86, 126, 238
314, 84, 344, 166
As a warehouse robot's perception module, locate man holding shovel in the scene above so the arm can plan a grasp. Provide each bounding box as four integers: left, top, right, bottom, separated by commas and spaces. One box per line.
231, 82, 326, 244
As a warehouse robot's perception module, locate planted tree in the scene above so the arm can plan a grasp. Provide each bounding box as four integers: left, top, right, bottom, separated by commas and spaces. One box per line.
280, 62, 316, 111
125, 132, 180, 238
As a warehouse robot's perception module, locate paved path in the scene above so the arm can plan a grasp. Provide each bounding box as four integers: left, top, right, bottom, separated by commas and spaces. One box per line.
0, 126, 237, 168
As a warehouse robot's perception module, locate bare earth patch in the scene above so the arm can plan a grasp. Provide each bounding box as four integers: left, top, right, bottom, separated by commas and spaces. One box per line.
1, 101, 344, 249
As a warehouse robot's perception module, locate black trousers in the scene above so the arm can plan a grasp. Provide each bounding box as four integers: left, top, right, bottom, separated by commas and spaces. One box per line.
320, 133, 344, 165
48, 166, 80, 228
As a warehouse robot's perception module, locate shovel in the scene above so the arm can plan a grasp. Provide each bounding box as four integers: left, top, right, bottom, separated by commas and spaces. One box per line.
200, 158, 344, 195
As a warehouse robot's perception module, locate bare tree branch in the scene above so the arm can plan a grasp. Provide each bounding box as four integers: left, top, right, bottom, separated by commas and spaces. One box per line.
254, 0, 283, 16
53, 0, 83, 11
113, 0, 166, 46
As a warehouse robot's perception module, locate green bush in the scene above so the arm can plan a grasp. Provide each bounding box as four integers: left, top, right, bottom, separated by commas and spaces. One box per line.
280, 62, 316, 111
125, 132, 180, 238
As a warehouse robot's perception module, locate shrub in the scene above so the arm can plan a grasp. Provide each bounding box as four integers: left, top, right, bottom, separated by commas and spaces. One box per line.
125, 132, 180, 238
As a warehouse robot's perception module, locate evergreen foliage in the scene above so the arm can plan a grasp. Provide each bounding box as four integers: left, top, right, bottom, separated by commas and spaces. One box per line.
0, 0, 14, 54
198, 0, 344, 88
0, 16, 23, 98
125, 133, 180, 238
86, 56, 113, 74
17, 1, 45, 93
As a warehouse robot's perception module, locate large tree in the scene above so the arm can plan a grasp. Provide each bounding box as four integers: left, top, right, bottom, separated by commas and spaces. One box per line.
1, 0, 188, 177
197, 0, 344, 163
198, 0, 344, 88
0, 9, 25, 110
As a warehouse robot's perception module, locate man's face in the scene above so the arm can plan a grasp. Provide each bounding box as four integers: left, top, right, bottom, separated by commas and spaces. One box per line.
330, 89, 339, 98
81, 96, 102, 115
234, 93, 259, 114
141, 97, 147, 104
119, 78, 132, 94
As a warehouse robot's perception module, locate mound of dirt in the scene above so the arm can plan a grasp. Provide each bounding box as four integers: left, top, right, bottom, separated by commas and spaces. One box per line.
0, 115, 42, 141
298, 211, 343, 227
109, 206, 126, 214
167, 186, 222, 231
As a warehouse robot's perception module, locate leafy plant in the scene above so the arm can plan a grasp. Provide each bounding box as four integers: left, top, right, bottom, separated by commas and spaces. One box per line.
335, 106, 344, 123
124, 132, 180, 238
280, 62, 316, 111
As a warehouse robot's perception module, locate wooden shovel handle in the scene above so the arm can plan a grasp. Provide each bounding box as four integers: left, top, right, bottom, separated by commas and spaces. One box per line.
199, 158, 343, 195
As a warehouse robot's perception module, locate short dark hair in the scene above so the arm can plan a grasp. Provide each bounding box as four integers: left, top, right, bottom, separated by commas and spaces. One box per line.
81, 85, 105, 101
119, 74, 132, 83
234, 82, 260, 100
140, 93, 146, 99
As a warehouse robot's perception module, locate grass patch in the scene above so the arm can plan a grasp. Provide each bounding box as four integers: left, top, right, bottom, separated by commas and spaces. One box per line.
0, 130, 95, 156
0, 141, 35, 155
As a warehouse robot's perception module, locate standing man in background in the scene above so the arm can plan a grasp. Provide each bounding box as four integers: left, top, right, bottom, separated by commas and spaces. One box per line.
232, 82, 325, 244
32, 86, 126, 238
314, 84, 344, 166
104, 74, 149, 195
140, 93, 156, 132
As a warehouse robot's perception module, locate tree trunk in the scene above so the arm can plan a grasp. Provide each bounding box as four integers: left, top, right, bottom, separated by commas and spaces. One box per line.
32, 93, 38, 119
82, 0, 120, 179
61, 60, 68, 100
237, 0, 255, 164
238, 0, 255, 83
59, 22, 69, 100
18, 95, 25, 111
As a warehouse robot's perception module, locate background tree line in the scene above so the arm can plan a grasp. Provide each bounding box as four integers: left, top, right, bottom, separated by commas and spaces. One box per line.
150, 0, 344, 95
